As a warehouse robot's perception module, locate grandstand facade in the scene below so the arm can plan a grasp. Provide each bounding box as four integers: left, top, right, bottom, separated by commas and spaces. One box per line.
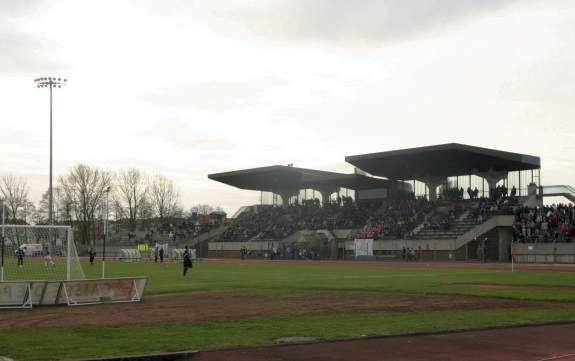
208, 143, 575, 263
210, 143, 541, 206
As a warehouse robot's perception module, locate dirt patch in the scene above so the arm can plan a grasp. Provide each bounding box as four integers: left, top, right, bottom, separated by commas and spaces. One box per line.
0, 290, 556, 329
448, 284, 575, 292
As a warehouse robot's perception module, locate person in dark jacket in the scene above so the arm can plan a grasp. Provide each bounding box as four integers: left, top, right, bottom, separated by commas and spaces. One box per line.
88, 248, 96, 266
183, 246, 192, 276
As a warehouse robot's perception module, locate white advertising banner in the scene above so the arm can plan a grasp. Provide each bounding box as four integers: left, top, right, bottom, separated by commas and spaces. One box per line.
354, 238, 374, 257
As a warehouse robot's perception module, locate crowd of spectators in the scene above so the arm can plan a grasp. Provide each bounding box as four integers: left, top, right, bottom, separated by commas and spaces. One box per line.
219, 200, 377, 242
356, 199, 436, 240
440, 187, 469, 201
116, 216, 225, 243
513, 204, 575, 243
439, 184, 518, 201
471, 197, 518, 224
421, 204, 461, 231
219, 183, 574, 244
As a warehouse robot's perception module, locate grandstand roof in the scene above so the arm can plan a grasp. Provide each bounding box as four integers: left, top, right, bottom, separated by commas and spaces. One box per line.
345, 143, 540, 180
208, 165, 389, 192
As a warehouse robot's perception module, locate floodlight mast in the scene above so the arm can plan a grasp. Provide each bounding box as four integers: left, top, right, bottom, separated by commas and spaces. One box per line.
34, 77, 67, 225
102, 186, 111, 279
1, 199, 5, 281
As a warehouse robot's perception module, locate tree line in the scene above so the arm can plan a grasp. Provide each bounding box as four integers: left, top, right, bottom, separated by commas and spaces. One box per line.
0, 164, 222, 243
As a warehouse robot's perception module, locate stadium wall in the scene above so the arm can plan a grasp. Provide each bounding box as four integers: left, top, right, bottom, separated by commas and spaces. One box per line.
207, 216, 516, 262
515, 243, 575, 264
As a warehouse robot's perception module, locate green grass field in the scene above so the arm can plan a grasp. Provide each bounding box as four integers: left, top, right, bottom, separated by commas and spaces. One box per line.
1, 260, 575, 360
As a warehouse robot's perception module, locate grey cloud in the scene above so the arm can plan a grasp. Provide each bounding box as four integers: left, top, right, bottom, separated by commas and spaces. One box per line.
203, 0, 530, 44
135, 118, 239, 151
142, 77, 289, 111
0, 127, 45, 148
0, 32, 64, 74
0, 0, 45, 15
0, 0, 67, 74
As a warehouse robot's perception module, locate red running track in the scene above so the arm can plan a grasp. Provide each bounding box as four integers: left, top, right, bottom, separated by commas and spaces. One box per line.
190, 323, 575, 361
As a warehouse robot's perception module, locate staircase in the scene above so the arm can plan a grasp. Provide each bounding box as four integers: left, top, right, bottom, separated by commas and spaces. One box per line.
415, 212, 477, 240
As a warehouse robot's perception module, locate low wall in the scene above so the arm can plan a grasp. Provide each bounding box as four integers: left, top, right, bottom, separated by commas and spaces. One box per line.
515, 243, 575, 264
340, 239, 461, 252
208, 241, 282, 251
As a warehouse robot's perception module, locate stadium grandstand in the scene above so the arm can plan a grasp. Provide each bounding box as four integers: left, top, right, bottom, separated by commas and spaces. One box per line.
208, 143, 575, 263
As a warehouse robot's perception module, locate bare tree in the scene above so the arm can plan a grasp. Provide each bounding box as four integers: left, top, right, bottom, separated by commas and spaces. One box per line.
0, 175, 30, 222
37, 186, 74, 224
111, 198, 126, 222
137, 195, 154, 227
116, 168, 147, 230
37, 189, 50, 223
56, 186, 75, 224
17, 200, 36, 224
149, 175, 180, 220
58, 164, 112, 243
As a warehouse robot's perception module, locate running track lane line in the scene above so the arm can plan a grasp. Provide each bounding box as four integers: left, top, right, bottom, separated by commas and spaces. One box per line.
537, 353, 575, 361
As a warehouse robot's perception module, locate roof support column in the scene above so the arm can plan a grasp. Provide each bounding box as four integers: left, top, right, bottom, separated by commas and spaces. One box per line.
278, 190, 299, 207
417, 176, 443, 201
477, 170, 507, 198
317, 187, 339, 207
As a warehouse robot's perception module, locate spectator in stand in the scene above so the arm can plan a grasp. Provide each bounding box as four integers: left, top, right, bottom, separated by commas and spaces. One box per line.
512, 203, 574, 243
511, 186, 517, 197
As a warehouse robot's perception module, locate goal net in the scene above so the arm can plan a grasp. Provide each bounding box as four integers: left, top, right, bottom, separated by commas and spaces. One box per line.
1, 225, 85, 281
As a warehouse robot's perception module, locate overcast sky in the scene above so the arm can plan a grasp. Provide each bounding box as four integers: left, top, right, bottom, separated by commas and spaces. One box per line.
1, 0, 574, 214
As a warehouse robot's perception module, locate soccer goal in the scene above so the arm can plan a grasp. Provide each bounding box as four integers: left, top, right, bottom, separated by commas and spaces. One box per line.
0, 225, 85, 282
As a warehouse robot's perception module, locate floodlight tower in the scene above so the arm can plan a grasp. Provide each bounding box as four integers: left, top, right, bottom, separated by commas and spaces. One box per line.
34, 77, 67, 225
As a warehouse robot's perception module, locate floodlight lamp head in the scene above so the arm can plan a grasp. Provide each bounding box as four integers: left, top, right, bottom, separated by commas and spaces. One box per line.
34, 76, 68, 88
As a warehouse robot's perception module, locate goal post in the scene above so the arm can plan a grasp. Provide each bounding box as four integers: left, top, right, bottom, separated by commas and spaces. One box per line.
0, 225, 85, 282
1, 224, 149, 309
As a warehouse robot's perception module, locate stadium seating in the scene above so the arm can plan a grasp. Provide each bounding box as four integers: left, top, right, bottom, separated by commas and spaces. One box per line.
217, 192, 574, 244
512, 203, 575, 243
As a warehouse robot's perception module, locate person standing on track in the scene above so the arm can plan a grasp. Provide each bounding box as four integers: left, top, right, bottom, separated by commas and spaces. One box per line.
183, 246, 192, 276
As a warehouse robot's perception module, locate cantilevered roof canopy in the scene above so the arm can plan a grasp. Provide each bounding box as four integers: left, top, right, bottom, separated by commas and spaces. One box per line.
303, 173, 392, 190
345, 143, 540, 180
208, 165, 389, 192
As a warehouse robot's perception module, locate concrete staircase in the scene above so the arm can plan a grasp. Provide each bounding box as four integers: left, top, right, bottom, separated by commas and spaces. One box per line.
415, 212, 477, 240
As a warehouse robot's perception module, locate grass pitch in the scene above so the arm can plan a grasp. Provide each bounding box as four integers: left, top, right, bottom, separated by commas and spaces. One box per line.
1, 259, 575, 360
